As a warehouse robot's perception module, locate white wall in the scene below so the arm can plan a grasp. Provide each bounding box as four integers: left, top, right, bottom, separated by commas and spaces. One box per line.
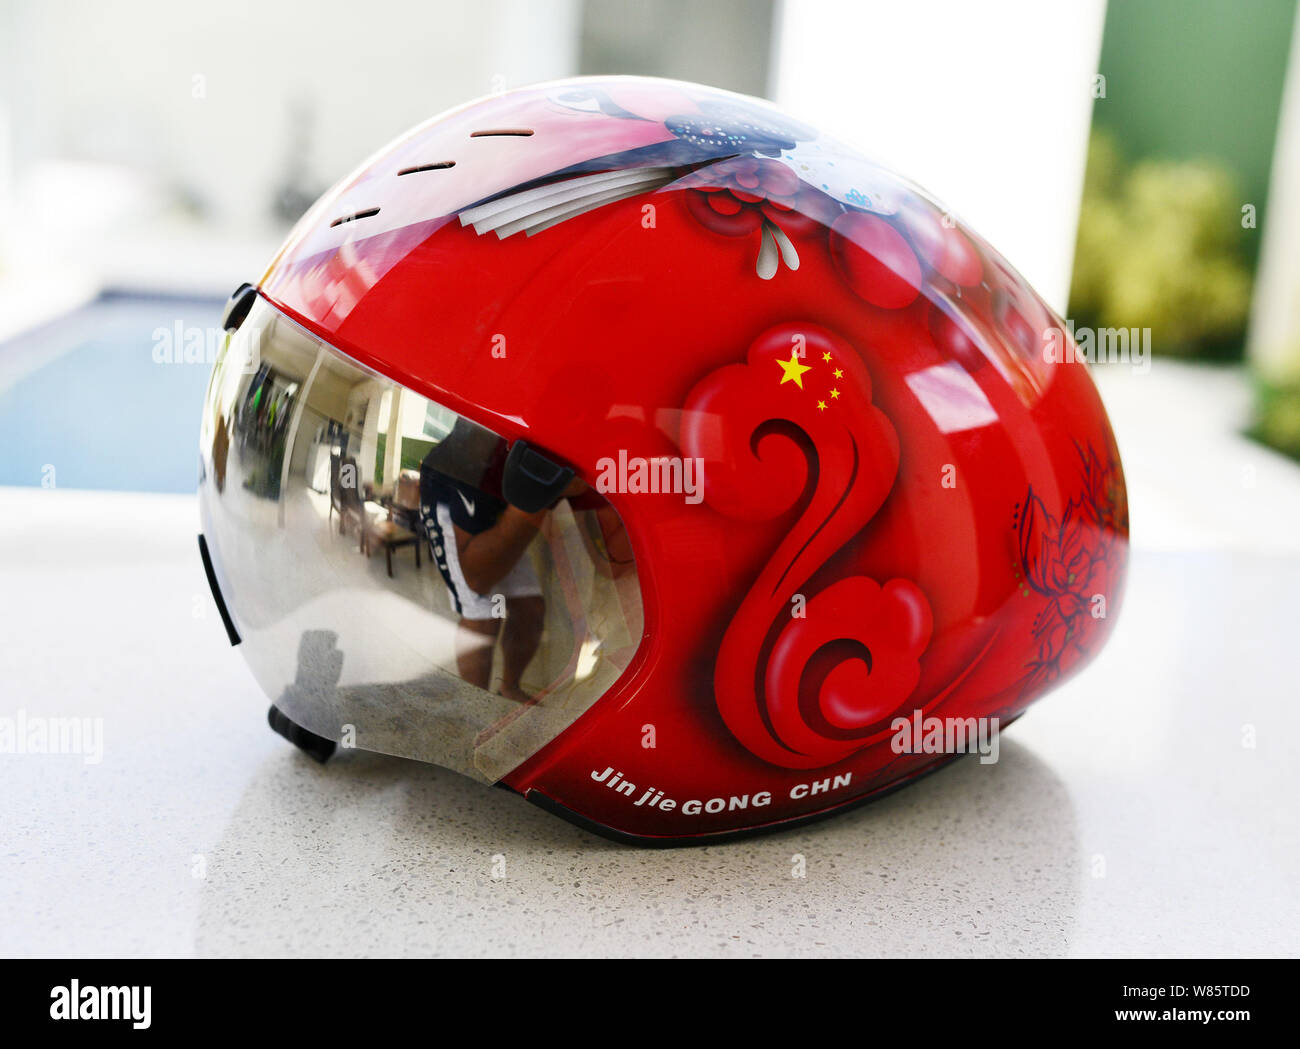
2, 0, 581, 235
772, 0, 1107, 312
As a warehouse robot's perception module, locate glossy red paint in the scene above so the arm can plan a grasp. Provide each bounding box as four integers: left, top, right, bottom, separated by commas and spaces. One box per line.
256, 76, 1127, 842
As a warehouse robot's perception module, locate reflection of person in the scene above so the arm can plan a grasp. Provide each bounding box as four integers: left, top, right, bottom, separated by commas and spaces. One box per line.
420, 451, 585, 704
211, 412, 230, 493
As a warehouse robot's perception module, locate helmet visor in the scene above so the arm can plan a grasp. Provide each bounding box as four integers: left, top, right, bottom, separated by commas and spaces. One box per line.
198, 295, 643, 783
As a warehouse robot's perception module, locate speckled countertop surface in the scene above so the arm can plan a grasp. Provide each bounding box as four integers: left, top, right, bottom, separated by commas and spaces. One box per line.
2, 363, 1298, 957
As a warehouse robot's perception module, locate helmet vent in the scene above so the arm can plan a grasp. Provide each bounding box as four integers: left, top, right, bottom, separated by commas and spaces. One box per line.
329, 207, 381, 228
398, 161, 456, 175
470, 128, 534, 138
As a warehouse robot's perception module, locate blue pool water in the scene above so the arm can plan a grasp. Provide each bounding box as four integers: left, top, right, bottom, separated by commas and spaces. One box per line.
0, 291, 225, 493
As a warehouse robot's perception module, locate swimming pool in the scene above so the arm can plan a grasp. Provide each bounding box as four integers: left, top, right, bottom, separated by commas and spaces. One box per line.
0, 290, 225, 493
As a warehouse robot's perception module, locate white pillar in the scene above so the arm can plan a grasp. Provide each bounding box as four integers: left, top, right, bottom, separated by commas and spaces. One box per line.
1246, 12, 1300, 381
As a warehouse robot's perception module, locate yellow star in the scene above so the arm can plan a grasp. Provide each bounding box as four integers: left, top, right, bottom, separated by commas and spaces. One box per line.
821, 352, 832, 363
833, 368, 843, 379
777, 352, 812, 389
830, 388, 841, 399
816, 400, 827, 411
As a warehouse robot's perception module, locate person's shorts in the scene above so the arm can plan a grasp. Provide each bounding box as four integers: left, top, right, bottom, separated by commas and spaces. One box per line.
420, 499, 542, 619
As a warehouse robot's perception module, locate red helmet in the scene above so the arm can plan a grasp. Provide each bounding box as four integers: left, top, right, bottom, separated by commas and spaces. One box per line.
198, 75, 1128, 843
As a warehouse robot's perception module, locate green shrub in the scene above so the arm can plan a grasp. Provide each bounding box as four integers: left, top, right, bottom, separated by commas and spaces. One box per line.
1069, 130, 1252, 359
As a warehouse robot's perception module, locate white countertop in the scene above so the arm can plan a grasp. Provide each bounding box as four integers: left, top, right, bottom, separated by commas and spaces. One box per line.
1, 361, 1297, 957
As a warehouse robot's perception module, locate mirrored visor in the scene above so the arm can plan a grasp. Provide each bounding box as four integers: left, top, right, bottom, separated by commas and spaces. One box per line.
198, 295, 644, 783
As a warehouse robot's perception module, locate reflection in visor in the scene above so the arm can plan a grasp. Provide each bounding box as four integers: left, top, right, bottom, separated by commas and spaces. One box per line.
198, 296, 643, 783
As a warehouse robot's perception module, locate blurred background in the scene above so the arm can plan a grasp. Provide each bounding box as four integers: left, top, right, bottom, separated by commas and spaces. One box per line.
2, 0, 1299, 551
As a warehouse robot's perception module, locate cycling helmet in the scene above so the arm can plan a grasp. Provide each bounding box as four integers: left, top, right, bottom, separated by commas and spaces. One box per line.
198, 75, 1128, 844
